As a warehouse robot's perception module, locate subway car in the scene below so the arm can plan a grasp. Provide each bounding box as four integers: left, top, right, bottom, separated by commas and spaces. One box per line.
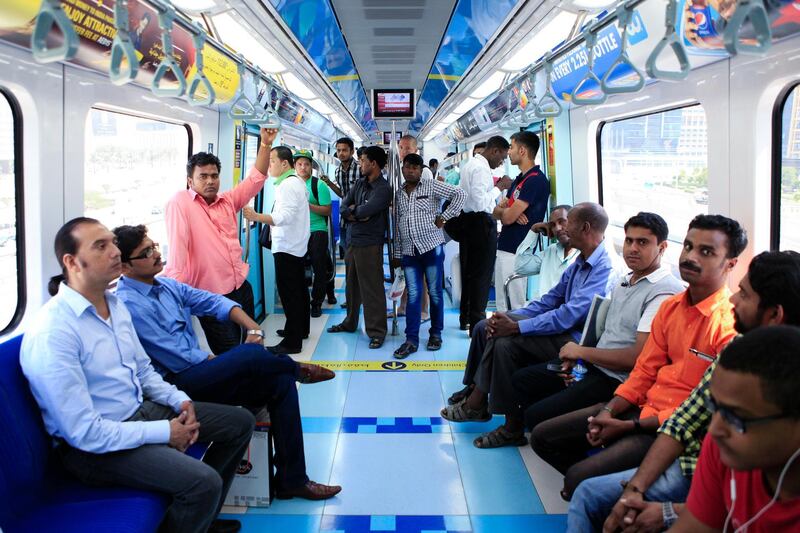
0, 0, 798, 532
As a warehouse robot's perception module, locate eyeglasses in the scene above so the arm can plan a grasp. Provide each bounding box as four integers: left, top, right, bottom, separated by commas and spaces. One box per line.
706, 395, 786, 434
128, 243, 160, 261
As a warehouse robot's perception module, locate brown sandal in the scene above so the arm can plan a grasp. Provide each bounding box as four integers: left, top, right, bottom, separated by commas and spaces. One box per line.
473, 426, 527, 448
440, 399, 491, 423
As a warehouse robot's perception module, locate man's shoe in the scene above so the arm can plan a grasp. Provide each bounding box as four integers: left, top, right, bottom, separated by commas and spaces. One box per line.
340, 302, 348, 309
393, 342, 417, 359
277, 329, 308, 339
368, 337, 385, 349
276, 480, 342, 501
459, 322, 468, 331
311, 304, 322, 318
208, 519, 241, 533
327, 323, 356, 333
327, 294, 338, 304
268, 343, 301, 355
427, 337, 442, 351
298, 363, 335, 384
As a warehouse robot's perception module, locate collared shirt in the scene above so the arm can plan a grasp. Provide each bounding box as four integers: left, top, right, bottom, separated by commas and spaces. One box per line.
116, 276, 239, 374
614, 286, 736, 424
342, 176, 392, 247
513, 243, 614, 340
459, 154, 500, 214
520, 242, 580, 300
393, 179, 466, 259
306, 176, 332, 233
164, 166, 267, 294
335, 158, 359, 199
271, 170, 310, 257
20, 283, 190, 453
444, 169, 460, 186
659, 360, 716, 477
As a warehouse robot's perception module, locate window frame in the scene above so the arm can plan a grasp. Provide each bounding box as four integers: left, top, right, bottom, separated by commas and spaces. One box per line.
0, 88, 26, 335
771, 82, 800, 251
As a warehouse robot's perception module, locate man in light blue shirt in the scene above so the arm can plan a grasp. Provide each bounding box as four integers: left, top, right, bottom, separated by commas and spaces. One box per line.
113, 224, 342, 501
441, 203, 615, 448
21, 217, 254, 533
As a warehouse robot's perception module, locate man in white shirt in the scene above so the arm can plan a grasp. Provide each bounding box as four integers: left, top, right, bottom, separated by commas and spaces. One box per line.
458, 135, 510, 334
243, 147, 310, 355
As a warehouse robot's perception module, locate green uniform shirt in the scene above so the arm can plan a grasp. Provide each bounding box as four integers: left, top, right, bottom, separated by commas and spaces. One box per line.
305, 176, 332, 233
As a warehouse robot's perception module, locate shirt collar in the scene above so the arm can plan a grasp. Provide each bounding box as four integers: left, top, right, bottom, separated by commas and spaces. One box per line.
117, 275, 160, 296
579, 240, 610, 268
626, 265, 674, 286
58, 282, 116, 317
684, 284, 731, 317
517, 165, 541, 180
474, 154, 489, 168
273, 168, 296, 186
556, 244, 579, 263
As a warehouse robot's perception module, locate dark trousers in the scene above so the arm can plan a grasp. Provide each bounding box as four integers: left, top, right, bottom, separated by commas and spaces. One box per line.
274, 252, 311, 350
458, 212, 497, 334
530, 403, 656, 498
308, 230, 335, 306
512, 361, 620, 430
58, 401, 254, 533
168, 343, 308, 490
342, 244, 387, 339
199, 279, 255, 355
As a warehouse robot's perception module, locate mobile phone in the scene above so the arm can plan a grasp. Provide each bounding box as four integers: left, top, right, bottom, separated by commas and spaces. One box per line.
547, 362, 564, 372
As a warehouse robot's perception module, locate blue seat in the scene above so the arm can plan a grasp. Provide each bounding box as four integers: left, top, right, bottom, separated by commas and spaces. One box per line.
0, 335, 168, 532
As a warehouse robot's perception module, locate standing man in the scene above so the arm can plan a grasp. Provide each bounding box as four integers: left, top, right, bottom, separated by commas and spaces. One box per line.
493, 131, 550, 312
165, 128, 277, 355
327, 146, 392, 349
243, 147, 310, 355
321, 137, 359, 260
458, 135, 510, 333
22, 218, 254, 533
398, 135, 433, 180
429, 159, 441, 181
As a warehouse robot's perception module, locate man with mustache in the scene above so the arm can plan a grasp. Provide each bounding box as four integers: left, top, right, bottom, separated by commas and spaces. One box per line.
531, 214, 747, 500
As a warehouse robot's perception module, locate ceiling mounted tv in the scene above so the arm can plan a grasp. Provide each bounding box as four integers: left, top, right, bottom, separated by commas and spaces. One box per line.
372, 89, 416, 119
382, 131, 402, 145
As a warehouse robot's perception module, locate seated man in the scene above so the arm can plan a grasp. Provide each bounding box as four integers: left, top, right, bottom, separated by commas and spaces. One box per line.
531, 214, 747, 499
513, 212, 684, 437
21, 218, 254, 533
670, 326, 800, 532
441, 203, 615, 448
566, 251, 800, 532
113, 224, 341, 501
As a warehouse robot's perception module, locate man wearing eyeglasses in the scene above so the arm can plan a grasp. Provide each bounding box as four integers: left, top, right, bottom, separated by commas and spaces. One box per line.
566, 250, 800, 532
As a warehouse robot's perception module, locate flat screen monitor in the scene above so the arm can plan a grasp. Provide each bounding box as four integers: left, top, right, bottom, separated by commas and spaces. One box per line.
372, 89, 415, 119
382, 131, 402, 145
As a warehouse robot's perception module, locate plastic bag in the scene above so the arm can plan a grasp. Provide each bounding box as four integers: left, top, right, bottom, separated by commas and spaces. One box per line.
386, 267, 405, 301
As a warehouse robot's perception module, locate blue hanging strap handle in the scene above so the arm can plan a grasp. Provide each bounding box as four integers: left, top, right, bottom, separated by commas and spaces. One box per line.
534, 55, 563, 118
151, 5, 187, 98
31, 0, 80, 64
601, 4, 646, 94
723, 0, 772, 56
228, 56, 258, 121
571, 23, 608, 105
645, 0, 691, 81
109, 0, 138, 86
187, 22, 216, 106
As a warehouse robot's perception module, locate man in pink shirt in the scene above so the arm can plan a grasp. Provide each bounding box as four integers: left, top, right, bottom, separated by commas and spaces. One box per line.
164, 128, 277, 354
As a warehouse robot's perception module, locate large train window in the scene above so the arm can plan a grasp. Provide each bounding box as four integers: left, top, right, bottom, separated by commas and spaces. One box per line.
598, 105, 708, 263
774, 84, 800, 251
0, 90, 24, 334
84, 109, 191, 257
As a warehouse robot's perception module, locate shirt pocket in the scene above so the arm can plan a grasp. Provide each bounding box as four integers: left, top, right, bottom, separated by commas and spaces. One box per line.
680, 348, 715, 386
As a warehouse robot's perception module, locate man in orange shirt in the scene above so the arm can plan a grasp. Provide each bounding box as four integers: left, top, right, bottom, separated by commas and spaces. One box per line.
531, 214, 747, 499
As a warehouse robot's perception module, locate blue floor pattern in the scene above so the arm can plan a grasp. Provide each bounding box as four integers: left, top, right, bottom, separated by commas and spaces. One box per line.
220, 282, 566, 532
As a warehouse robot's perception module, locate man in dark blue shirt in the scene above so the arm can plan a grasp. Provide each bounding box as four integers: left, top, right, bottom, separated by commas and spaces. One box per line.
493, 131, 550, 312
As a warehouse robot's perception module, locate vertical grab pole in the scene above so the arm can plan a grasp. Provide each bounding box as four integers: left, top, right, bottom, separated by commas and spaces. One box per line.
389, 121, 400, 336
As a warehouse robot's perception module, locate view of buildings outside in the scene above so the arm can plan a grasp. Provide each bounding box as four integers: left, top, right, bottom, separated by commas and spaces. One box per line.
781, 86, 800, 251
0, 94, 17, 329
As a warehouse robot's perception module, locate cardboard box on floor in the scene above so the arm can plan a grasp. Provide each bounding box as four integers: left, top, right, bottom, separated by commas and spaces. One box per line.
224, 421, 272, 507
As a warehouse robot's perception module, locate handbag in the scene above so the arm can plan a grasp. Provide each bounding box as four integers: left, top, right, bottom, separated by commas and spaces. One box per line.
513, 231, 545, 276
258, 223, 271, 249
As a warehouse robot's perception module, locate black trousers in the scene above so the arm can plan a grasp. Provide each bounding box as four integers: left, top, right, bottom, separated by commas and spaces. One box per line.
274, 252, 310, 350
458, 212, 497, 334
199, 279, 255, 356
308, 230, 335, 306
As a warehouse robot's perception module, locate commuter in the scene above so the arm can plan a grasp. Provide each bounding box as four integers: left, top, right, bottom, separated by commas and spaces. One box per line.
668, 326, 800, 532
22, 218, 254, 533
457, 136, 510, 333
294, 149, 335, 317
390, 153, 466, 358
512, 212, 683, 437
398, 135, 433, 180
113, 225, 342, 501
242, 146, 310, 355
566, 251, 800, 532
164, 128, 276, 355
472, 142, 486, 157
327, 146, 392, 349
429, 158, 441, 181
441, 203, 615, 449
531, 214, 747, 499
444, 152, 460, 186
493, 131, 550, 312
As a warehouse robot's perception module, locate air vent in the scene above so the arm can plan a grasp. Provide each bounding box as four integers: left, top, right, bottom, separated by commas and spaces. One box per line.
373, 58, 415, 65
365, 9, 424, 20
374, 27, 414, 36
371, 45, 416, 52
364, 0, 425, 6
372, 53, 416, 59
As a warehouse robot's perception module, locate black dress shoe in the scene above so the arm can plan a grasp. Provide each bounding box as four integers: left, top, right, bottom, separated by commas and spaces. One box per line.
268, 343, 301, 355
393, 342, 417, 359
327, 323, 356, 333
459, 323, 468, 331
368, 337, 384, 349
277, 329, 308, 339
327, 294, 338, 304
208, 518, 241, 533
311, 304, 322, 318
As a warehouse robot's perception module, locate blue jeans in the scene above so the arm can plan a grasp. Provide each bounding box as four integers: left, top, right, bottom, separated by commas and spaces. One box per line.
567, 459, 692, 532
402, 245, 444, 346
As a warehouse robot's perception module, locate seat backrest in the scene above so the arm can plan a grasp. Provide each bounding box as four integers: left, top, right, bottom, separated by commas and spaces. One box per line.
0, 335, 52, 526
579, 294, 612, 348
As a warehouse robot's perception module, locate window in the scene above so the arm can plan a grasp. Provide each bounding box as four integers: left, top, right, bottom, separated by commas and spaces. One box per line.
0, 90, 24, 333
774, 84, 800, 251
84, 109, 191, 258
598, 105, 708, 264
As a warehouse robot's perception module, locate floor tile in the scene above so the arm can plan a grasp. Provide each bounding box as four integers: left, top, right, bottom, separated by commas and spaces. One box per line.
469, 514, 567, 533
343, 372, 444, 418
299, 371, 351, 417
217, 513, 321, 532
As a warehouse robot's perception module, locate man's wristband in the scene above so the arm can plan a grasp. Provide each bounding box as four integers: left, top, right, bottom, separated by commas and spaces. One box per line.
260, 142, 271, 149
247, 329, 265, 338
620, 479, 645, 495
602, 405, 615, 416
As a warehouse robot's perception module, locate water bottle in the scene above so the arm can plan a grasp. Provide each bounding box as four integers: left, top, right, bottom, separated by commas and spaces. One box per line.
572, 359, 588, 383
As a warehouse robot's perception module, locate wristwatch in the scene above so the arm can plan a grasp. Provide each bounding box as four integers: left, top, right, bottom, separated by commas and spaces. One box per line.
246, 329, 265, 338
662, 502, 678, 528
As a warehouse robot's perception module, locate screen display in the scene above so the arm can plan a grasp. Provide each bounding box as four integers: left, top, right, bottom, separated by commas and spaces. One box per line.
382, 131, 402, 144
373, 89, 415, 119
